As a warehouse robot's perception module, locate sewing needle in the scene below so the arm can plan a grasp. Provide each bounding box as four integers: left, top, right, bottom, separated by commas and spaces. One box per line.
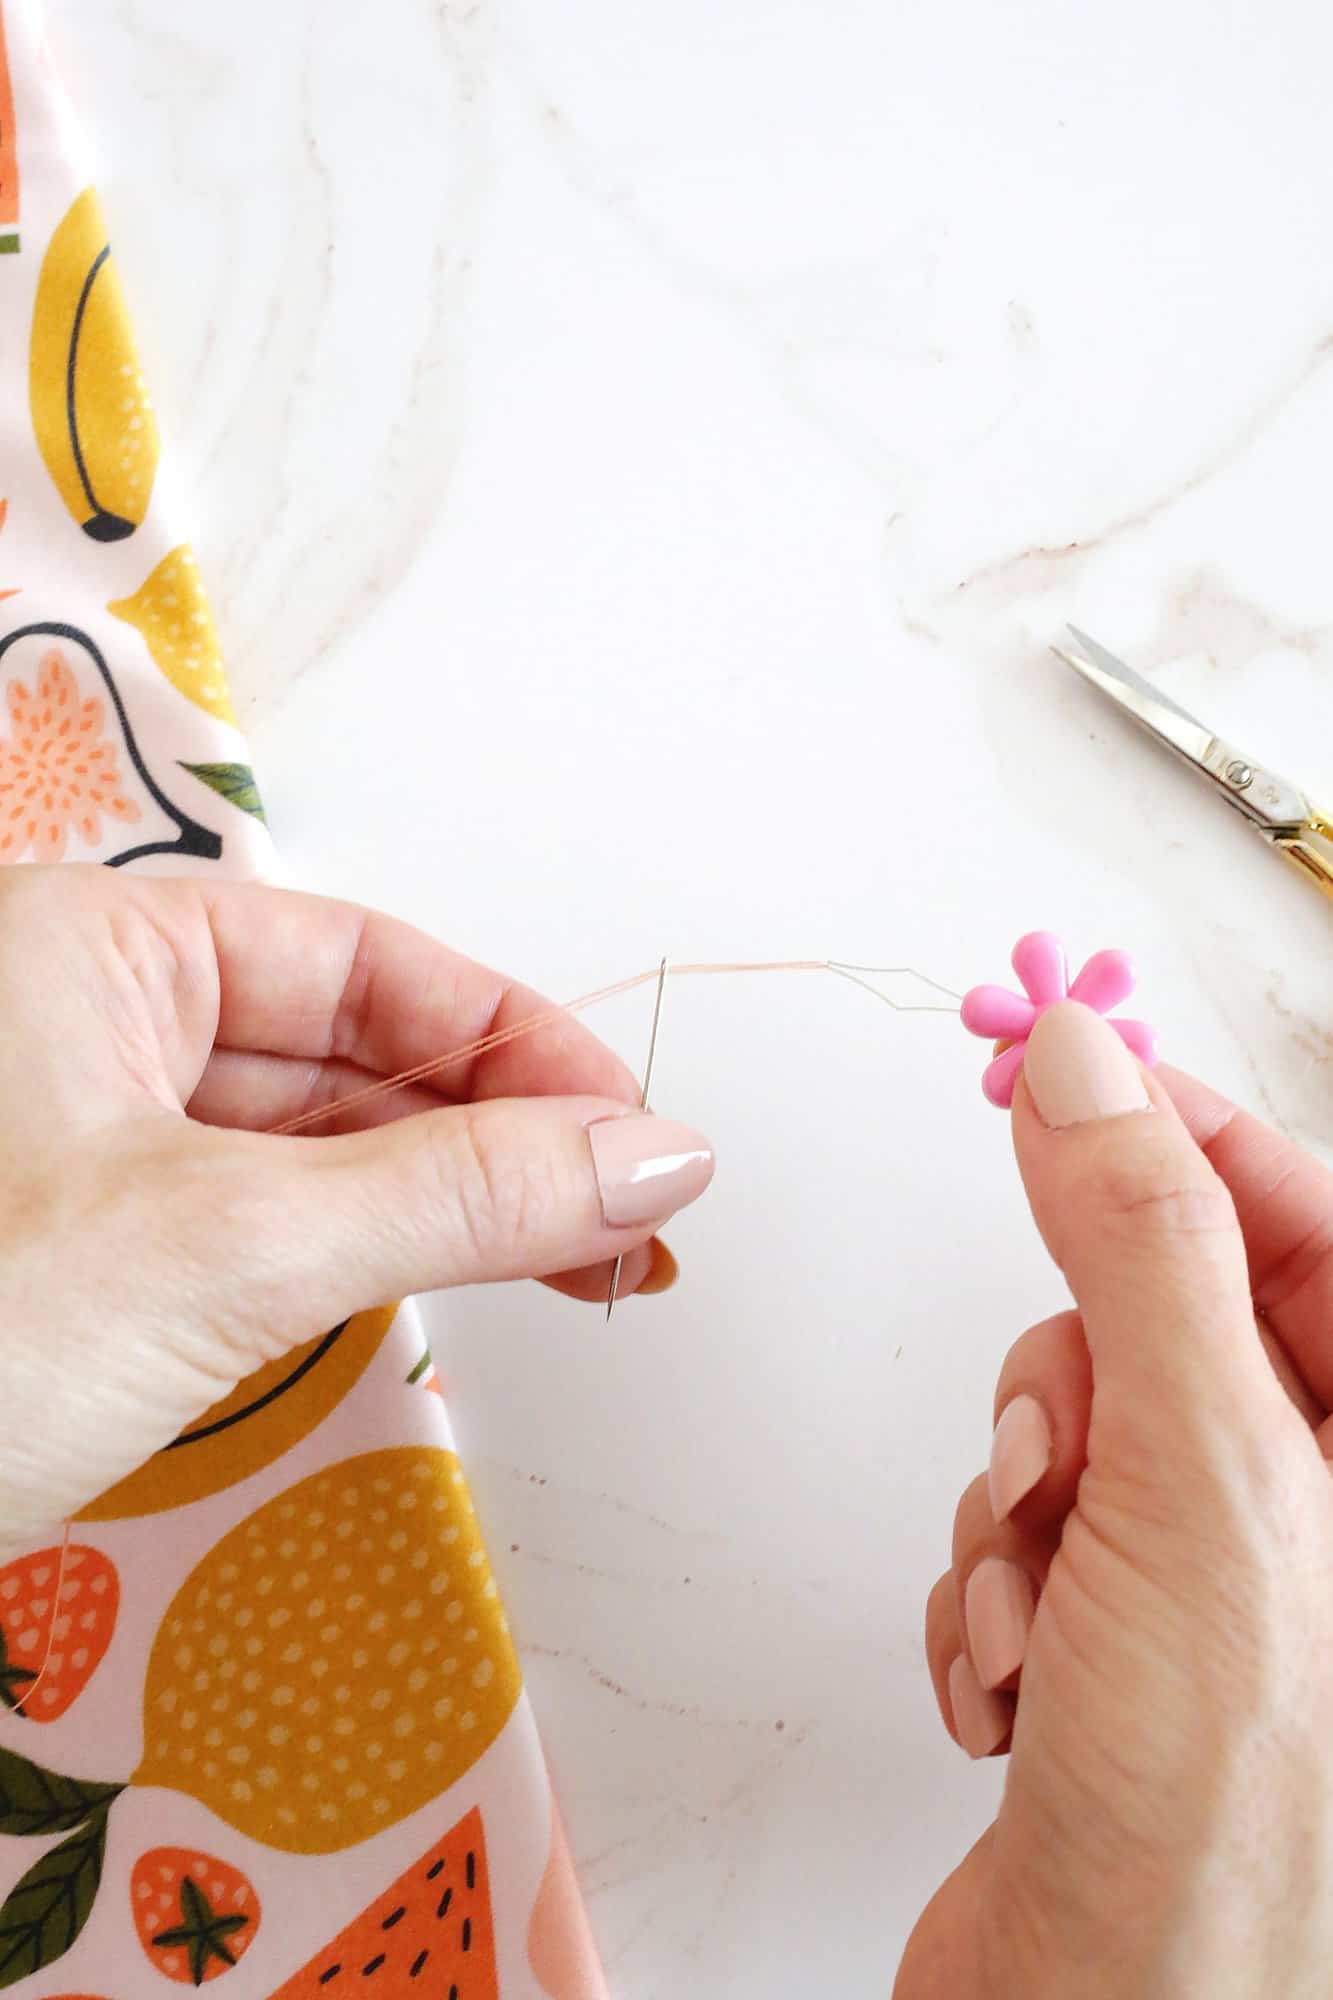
606, 954, 669, 1322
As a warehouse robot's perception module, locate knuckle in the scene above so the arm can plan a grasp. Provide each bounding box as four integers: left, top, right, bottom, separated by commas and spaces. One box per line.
1021, 1308, 1083, 1348
995, 1310, 1088, 1422
998, 1308, 1081, 1384
924, 1573, 956, 1647
432, 1112, 502, 1259
951, 1473, 992, 1560
431, 1108, 552, 1265
59, 1129, 285, 1371
328, 910, 379, 1064
1083, 1130, 1238, 1242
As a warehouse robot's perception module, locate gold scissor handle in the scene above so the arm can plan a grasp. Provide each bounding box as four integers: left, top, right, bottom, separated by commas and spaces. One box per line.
1275, 811, 1333, 901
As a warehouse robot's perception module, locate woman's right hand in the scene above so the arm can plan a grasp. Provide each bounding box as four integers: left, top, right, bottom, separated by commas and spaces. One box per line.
898, 1001, 1333, 2000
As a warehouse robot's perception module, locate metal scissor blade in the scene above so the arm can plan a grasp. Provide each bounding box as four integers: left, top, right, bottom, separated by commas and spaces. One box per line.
1051, 626, 1311, 835
1053, 626, 1219, 767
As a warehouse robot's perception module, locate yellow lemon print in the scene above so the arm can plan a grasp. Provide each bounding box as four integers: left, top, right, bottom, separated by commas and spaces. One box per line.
78, 1308, 396, 1522
107, 544, 236, 724
30, 186, 159, 540
135, 1447, 522, 1853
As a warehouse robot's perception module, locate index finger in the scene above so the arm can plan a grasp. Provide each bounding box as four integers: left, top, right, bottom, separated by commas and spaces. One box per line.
1159, 1063, 1333, 1411
189, 879, 641, 1109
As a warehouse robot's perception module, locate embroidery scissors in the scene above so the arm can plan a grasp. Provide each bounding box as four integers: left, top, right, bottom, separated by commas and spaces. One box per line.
1052, 626, 1333, 903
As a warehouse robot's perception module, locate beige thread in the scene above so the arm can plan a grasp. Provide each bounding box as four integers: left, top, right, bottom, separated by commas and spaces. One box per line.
270, 959, 960, 1139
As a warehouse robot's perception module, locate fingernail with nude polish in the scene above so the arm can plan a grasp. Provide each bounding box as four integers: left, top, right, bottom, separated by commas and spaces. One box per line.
587, 1116, 715, 1228
1023, 1000, 1150, 1129
636, 1237, 679, 1296
948, 1653, 1011, 1759
989, 1395, 1053, 1523
966, 1557, 1035, 1690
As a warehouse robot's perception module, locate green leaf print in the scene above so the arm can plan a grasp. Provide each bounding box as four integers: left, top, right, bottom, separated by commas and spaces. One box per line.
0, 1798, 112, 1985
0, 1745, 122, 1838
177, 760, 267, 823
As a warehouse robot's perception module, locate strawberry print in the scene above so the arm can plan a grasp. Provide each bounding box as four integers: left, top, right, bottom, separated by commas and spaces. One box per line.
0, 1544, 117, 1721
131, 1848, 259, 1985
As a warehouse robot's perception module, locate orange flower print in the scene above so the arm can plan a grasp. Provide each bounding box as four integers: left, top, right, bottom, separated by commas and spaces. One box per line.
0, 647, 140, 862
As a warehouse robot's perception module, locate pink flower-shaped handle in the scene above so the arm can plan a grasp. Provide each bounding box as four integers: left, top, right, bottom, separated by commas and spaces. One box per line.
961, 931, 1159, 1107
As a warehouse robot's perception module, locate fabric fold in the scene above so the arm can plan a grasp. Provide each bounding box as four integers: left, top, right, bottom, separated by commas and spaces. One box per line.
0, 3, 605, 1990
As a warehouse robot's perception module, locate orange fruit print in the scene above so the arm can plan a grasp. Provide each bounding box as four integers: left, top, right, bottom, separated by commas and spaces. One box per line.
269, 1805, 495, 1997
0, 1545, 117, 1721
78, 1308, 395, 1522
131, 1848, 259, 1985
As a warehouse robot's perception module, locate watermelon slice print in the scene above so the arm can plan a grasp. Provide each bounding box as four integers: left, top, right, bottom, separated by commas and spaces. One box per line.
268, 1805, 495, 1996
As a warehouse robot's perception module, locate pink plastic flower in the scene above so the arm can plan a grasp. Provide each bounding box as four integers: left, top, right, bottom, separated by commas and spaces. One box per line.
961, 931, 1159, 1108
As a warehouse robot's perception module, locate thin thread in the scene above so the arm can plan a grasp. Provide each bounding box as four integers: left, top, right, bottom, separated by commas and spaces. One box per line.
606, 954, 669, 1322
12, 1522, 72, 1718
826, 961, 962, 1004
270, 958, 960, 1138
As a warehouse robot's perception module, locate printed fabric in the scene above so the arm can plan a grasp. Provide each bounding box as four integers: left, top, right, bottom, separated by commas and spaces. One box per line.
0, 4, 607, 1992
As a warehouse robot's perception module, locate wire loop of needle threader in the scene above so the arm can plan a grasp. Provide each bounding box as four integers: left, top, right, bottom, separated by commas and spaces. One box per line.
606, 955, 670, 1322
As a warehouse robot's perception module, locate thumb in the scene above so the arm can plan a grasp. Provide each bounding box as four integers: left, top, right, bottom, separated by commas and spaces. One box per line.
264, 1095, 715, 1324
1011, 1003, 1288, 1475
0, 1097, 713, 1547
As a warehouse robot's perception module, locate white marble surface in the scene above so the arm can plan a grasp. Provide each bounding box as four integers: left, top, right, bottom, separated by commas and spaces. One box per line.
46, 1, 1333, 1990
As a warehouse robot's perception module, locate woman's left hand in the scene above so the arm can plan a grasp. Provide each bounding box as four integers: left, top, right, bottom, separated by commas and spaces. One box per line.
0, 866, 713, 1546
